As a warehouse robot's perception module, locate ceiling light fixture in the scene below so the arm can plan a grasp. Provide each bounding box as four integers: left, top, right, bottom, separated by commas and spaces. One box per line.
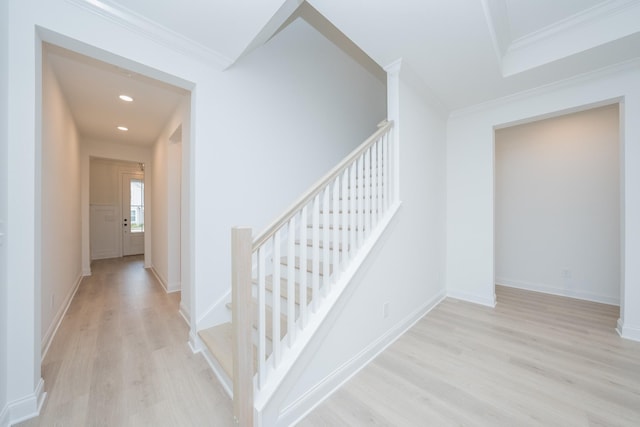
119, 95, 134, 102
117, 126, 128, 131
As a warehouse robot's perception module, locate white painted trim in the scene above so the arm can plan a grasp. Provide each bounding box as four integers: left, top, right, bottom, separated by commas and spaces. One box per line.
149, 266, 179, 293
509, 0, 639, 51
254, 202, 402, 411
450, 58, 640, 119
496, 279, 620, 306
82, 268, 91, 276
196, 289, 232, 330
6, 378, 46, 426
0, 403, 9, 427
447, 288, 496, 307
64, 0, 232, 69
168, 281, 181, 293
198, 337, 233, 398
617, 319, 640, 342
41, 273, 83, 361
188, 330, 202, 354
179, 303, 190, 326
283, 289, 447, 427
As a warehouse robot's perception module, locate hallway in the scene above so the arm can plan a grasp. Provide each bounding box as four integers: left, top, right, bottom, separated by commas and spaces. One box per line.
19, 257, 233, 426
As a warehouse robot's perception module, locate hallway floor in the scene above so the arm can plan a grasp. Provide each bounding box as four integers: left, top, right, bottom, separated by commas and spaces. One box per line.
18, 256, 234, 426
300, 286, 640, 426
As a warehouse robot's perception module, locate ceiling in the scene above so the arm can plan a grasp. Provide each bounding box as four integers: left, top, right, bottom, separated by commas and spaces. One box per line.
51, 0, 640, 141
44, 43, 187, 146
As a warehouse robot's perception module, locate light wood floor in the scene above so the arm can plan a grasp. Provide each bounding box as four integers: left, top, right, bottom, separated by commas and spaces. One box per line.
18, 256, 234, 427
20, 259, 640, 426
300, 286, 640, 426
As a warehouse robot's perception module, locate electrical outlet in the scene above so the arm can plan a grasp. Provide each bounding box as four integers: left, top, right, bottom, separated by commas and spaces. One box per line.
383, 302, 390, 319
562, 269, 571, 279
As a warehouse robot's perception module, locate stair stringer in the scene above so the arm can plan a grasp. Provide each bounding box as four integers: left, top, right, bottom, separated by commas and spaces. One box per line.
196, 289, 232, 331
254, 201, 411, 426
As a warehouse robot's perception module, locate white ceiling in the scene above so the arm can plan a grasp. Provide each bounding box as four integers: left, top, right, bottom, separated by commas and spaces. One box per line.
505, 0, 607, 40
54, 0, 640, 137
45, 43, 188, 146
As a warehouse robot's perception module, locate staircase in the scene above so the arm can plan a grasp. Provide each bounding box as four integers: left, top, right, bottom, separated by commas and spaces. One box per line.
198, 120, 398, 426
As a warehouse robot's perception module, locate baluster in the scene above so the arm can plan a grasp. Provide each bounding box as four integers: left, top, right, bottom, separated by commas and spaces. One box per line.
341, 169, 349, 267
299, 206, 308, 328
370, 142, 377, 228
257, 246, 266, 388
350, 162, 357, 254
322, 188, 331, 295
377, 138, 383, 218
272, 229, 281, 367
332, 178, 340, 282
311, 194, 320, 312
357, 155, 364, 246
365, 148, 372, 238
287, 217, 296, 346
383, 132, 390, 210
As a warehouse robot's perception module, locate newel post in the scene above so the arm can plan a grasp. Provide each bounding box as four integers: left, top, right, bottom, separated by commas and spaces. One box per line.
232, 226, 254, 426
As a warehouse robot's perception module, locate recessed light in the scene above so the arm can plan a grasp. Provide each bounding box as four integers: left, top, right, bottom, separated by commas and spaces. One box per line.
119, 95, 134, 102
117, 126, 128, 131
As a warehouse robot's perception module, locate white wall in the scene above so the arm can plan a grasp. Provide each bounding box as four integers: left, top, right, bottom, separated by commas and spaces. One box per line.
263, 64, 448, 425
40, 54, 82, 359
446, 63, 640, 341
5, 0, 385, 417
89, 158, 143, 260
495, 105, 620, 304
0, 0, 9, 423
195, 17, 387, 327
81, 140, 151, 275
150, 96, 188, 295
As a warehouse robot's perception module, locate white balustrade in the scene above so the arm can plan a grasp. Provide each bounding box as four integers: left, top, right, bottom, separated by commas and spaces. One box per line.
231, 121, 395, 420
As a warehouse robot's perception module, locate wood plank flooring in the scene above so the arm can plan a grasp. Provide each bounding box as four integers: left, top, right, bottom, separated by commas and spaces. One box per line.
18, 256, 234, 427
19, 259, 640, 426
299, 286, 640, 426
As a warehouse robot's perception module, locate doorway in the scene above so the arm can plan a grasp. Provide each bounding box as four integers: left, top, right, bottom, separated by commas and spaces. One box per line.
494, 103, 621, 307
122, 172, 145, 256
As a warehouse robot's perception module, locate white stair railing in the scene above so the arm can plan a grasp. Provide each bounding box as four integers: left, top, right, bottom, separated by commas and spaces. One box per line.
231, 120, 396, 424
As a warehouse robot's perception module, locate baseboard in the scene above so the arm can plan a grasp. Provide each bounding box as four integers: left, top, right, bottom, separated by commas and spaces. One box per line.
198, 339, 233, 399
617, 319, 640, 342
90, 252, 119, 261
447, 288, 496, 307
179, 303, 190, 326
149, 266, 169, 293
188, 330, 202, 354
82, 268, 92, 276
6, 378, 46, 426
167, 281, 181, 293
0, 403, 9, 427
283, 289, 447, 427
496, 278, 619, 306
196, 290, 232, 331
41, 273, 83, 361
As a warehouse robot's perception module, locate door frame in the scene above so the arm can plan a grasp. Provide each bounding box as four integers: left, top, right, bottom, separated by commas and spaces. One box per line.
120, 170, 145, 257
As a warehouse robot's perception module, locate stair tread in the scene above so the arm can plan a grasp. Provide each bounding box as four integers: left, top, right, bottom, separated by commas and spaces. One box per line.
280, 256, 334, 275
294, 239, 347, 252
253, 276, 313, 304
225, 300, 288, 339
199, 323, 234, 378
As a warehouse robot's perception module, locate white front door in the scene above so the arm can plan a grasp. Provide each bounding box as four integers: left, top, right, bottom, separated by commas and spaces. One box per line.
122, 173, 145, 256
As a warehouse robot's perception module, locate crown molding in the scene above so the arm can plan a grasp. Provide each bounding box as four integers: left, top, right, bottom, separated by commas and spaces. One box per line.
65, 0, 233, 69
508, 0, 639, 52
482, 0, 640, 77
449, 57, 640, 119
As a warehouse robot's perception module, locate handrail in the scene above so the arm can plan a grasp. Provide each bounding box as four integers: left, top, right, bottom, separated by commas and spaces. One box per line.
252, 120, 393, 250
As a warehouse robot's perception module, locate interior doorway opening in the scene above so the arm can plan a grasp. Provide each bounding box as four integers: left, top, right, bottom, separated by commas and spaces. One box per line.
494, 103, 622, 321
